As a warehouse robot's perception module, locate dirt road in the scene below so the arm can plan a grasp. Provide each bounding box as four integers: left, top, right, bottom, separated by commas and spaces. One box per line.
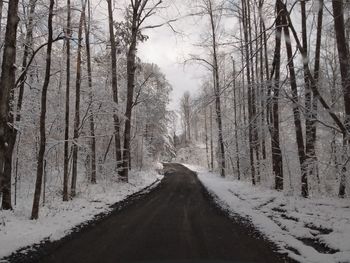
17, 163, 290, 263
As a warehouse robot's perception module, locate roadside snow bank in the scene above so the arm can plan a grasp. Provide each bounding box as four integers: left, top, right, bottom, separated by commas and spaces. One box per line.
185, 164, 350, 263
0, 170, 162, 260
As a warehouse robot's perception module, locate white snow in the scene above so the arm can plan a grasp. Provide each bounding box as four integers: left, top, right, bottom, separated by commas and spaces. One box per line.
174, 143, 208, 167
185, 164, 350, 263
154, 162, 164, 172
0, 169, 163, 261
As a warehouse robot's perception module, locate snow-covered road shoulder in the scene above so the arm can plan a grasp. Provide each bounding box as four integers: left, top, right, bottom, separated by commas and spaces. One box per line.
184, 164, 350, 263
0, 170, 163, 261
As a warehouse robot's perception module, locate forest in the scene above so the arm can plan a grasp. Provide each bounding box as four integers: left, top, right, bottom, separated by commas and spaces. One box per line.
0, 0, 175, 220
0, 0, 350, 262
178, 0, 350, 199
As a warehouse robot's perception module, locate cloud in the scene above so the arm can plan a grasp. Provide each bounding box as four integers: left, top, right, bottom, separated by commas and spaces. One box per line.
138, 3, 208, 111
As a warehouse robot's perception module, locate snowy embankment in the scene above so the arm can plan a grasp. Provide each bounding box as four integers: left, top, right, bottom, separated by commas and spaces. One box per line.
0, 168, 163, 260
185, 164, 350, 263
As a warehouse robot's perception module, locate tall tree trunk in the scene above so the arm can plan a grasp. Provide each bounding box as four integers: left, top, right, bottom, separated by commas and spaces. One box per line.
250, 0, 260, 181
270, 0, 284, 190
204, 107, 210, 169
31, 0, 54, 219
259, 12, 267, 161
310, 0, 323, 184
332, 0, 350, 197
106, 0, 122, 173
63, 0, 71, 201
239, 17, 247, 128
84, 0, 97, 184
71, 1, 86, 198
16, 0, 36, 123
0, 0, 3, 65
208, 0, 225, 177
210, 104, 214, 171
120, 7, 138, 181
187, 113, 191, 141
0, 0, 3, 45
280, 2, 350, 196
0, 0, 20, 210
302, 0, 319, 185
232, 60, 241, 180
281, 7, 308, 197
3, 0, 37, 210
242, 0, 256, 184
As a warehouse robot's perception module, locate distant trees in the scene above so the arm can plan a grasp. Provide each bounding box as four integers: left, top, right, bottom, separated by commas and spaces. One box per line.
187, 0, 226, 177
135, 64, 175, 164
180, 92, 192, 142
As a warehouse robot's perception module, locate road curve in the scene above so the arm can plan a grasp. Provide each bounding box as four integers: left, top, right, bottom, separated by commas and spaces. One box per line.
30, 163, 289, 263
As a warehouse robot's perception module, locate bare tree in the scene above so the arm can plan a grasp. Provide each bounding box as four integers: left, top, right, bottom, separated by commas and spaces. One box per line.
302, 0, 319, 184
189, 0, 227, 177
332, 0, 350, 197
241, 0, 255, 183
279, 0, 350, 196
2, 0, 38, 209
106, 0, 122, 174
71, 0, 87, 198
31, 0, 55, 219
231, 59, 241, 180
0, 0, 20, 210
281, 3, 308, 197
0, 0, 3, 45
63, 0, 71, 201
269, 0, 284, 190
310, 0, 323, 182
120, 0, 165, 180
84, 0, 97, 183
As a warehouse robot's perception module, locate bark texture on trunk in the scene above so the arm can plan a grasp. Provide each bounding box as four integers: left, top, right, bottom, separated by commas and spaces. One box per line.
0, 0, 20, 210
270, 0, 284, 190
63, 0, 71, 201
3, 0, 37, 209
302, 0, 319, 184
332, 0, 350, 197
120, 22, 137, 180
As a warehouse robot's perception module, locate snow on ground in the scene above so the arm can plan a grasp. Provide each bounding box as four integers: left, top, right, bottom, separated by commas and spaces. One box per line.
185, 164, 350, 263
174, 143, 208, 168
0, 168, 163, 261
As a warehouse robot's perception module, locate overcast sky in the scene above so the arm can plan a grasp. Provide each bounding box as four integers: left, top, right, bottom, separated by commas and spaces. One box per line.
92, 0, 214, 111
138, 21, 206, 111
137, 4, 209, 111
139, 36, 197, 110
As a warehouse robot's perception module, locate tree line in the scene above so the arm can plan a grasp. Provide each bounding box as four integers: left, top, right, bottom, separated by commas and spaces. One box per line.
0, 0, 174, 219
180, 0, 350, 198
